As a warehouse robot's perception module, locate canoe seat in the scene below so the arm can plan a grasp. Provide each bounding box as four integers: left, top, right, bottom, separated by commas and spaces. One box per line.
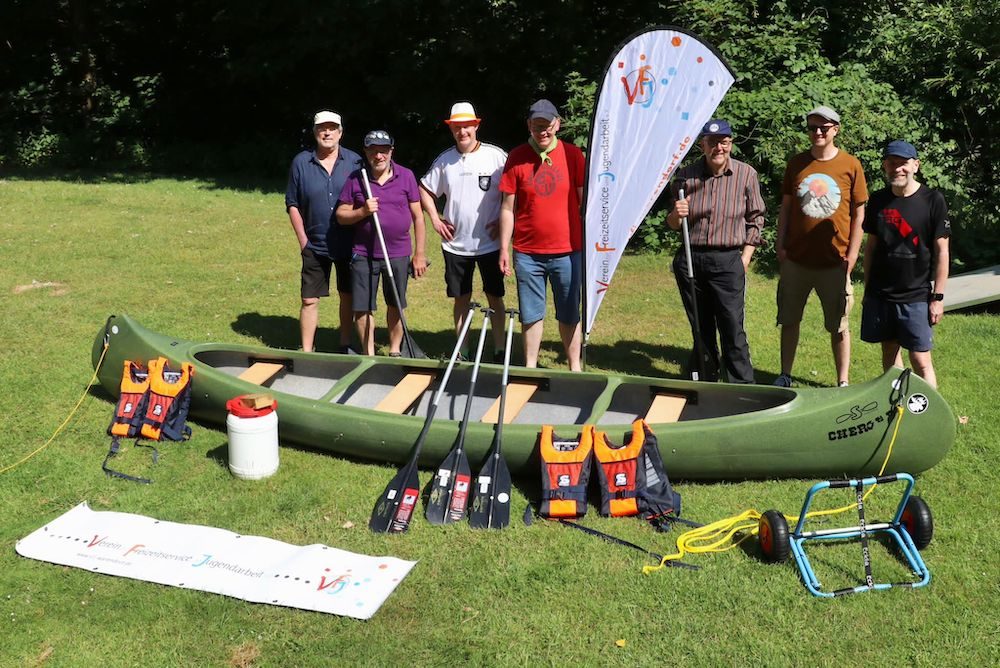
481, 380, 541, 424
238, 362, 285, 386
375, 371, 437, 414
645, 392, 687, 423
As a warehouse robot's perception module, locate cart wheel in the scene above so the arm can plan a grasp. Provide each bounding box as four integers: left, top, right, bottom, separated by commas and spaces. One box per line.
758, 510, 790, 563
901, 495, 933, 550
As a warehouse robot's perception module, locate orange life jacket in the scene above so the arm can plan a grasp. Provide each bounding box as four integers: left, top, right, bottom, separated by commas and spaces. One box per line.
139, 357, 194, 441
539, 425, 594, 519
108, 360, 150, 438
593, 420, 679, 520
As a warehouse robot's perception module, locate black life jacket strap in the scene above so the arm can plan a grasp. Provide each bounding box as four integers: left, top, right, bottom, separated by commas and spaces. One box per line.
542, 486, 587, 502
102, 437, 158, 485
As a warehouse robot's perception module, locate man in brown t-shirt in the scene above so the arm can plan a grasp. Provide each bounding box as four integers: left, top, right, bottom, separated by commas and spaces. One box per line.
774, 105, 868, 387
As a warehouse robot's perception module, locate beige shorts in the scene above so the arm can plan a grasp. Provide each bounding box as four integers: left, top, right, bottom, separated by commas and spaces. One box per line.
776, 259, 853, 334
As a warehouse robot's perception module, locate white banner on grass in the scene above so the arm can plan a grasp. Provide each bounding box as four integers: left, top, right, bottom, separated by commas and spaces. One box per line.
16, 502, 416, 620
584, 27, 734, 336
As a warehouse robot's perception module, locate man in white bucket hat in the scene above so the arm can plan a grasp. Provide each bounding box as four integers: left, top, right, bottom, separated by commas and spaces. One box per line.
420, 101, 508, 360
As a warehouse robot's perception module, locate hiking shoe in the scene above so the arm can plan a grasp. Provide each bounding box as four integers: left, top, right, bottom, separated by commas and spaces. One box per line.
838, 381, 849, 387
388, 351, 402, 358
773, 373, 793, 388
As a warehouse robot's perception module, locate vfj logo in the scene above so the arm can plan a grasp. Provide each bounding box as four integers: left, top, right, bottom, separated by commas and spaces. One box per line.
619, 53, 656, 108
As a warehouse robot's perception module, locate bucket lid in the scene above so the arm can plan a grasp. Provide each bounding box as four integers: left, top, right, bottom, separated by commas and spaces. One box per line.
226, 395, 278, 418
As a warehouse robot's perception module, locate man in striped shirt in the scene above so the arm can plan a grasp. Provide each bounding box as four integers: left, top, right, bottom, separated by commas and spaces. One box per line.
666, 119, 766, 383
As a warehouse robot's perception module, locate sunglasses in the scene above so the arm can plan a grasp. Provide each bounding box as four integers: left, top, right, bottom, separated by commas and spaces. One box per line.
807, 124, 837, 134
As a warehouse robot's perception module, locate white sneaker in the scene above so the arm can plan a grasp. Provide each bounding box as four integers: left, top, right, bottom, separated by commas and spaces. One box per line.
773, 374, 793, 388
838, 381, 849, 387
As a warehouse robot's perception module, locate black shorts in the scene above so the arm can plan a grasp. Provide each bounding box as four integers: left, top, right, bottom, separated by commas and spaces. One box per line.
443, 249, 505, 298
301, 249, 352, 298
300, 247, 331, 299
351, 255, 410, 311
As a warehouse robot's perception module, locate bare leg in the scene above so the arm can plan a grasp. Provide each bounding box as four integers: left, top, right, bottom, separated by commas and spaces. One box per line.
881, 340, 903, 371
558, 320, 582, 372
387, 306, 403, 354
832, 330, 850, 385
300, 298, 320, 352
909, 350, 937, 388
485, 293, 507, 350
338, 291, 354, 348
522, 320, 543, 368
779, 322, 800, 376
355, 312, 375, 356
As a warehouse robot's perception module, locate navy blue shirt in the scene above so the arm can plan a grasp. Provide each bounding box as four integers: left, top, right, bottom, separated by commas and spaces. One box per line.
285, 146, 363, 259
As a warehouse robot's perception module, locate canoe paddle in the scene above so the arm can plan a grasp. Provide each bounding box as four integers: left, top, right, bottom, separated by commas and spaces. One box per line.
425, 306, 493, 525
678, 187, 705, 381
359, 168, 426, 359
368, 303, 478, 534
469, 308, 517, 529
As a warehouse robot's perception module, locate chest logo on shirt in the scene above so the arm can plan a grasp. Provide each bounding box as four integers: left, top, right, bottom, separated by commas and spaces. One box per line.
479, 175, 492, 192
881, 208, 919, 256
797, 173, 841, 219
533, 166, 564, 198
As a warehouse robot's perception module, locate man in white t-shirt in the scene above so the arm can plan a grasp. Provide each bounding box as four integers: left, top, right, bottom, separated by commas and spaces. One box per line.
420, 102, 508, 360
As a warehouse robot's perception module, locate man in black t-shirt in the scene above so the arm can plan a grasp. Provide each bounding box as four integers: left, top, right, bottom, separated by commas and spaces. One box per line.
861, 140, 951, 388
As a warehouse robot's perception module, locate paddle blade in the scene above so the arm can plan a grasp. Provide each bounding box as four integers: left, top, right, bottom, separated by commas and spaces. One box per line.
425, 445, 472, 525
469, 447, 512, 529
369, 464, 421, 534
401, 331, 427, 359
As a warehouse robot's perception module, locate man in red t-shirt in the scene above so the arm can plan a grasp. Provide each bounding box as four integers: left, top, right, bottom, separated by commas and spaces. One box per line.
499, 99, 585, 371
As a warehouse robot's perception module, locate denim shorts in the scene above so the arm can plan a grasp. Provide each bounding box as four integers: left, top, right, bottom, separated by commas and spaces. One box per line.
513, 251, 581, 324
861, 296, 933, 351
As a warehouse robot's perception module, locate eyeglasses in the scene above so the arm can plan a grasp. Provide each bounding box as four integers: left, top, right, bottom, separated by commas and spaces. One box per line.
807, 124, 837, 134
705, 138, 733, 147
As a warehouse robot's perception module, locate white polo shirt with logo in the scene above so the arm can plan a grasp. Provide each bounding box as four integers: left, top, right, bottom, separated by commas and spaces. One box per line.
421, 142, 507, 257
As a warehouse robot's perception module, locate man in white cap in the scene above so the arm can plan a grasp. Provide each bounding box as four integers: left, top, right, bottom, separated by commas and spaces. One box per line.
499, 99, 586, 371
774, 104, 868, 387
285, 110, 363, 352
420, 102, 508, 361
861, 140, 950, 388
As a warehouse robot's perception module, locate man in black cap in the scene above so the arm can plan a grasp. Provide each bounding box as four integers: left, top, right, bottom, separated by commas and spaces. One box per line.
666, 119, 766, 383
498, 99, 586, 370
861, 140, 950, 388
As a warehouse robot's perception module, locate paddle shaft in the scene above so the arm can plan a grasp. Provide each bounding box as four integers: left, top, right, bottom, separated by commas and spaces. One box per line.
473, 309, 517, 529
360, 168, 418, 357
429, 308, 492, 522
678, 188, 705, 381
369, 303, 477, 532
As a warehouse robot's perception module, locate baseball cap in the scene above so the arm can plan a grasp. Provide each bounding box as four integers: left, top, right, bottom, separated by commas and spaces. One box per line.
313, 111, 342, 126
701, 119, 733, 137
806, 105, 841, 124
363, 130, 394, 147
883, 140, 918, 160
445, 102, 481, 125
528, 99, 560, 122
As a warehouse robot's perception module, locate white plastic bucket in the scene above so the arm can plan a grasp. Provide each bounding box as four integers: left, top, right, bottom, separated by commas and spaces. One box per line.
226, 396, 279, 480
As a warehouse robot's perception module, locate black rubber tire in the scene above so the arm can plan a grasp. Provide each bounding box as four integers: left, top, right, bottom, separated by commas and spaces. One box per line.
901, 495, 933, 550
758, 510, 791, 563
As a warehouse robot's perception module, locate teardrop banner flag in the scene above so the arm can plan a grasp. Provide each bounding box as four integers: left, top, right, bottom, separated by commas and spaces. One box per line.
583, 27, 734, 339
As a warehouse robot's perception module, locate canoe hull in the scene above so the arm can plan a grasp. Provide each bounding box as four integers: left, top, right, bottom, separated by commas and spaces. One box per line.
92, 314, 956, 480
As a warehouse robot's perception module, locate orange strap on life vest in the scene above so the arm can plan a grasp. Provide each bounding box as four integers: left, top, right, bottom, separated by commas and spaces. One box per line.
539, 425, 594, 519
109, 360, 150, 438
140, 357, 194, 441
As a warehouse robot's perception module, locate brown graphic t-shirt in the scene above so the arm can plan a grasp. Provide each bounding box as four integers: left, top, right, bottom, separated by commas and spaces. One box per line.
782, 150, 868, 267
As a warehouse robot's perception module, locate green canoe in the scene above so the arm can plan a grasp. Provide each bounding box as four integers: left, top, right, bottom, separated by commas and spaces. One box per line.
91, 314, 956, 480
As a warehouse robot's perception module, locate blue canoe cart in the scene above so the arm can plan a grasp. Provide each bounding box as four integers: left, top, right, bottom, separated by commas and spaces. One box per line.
759, 473, 933, 597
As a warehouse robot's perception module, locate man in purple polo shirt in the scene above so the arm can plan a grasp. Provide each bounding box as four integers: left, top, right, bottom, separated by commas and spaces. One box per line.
336, 130, 427, 356
285, 110, 363, 353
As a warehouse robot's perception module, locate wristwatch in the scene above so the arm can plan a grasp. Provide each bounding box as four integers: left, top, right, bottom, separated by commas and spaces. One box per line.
930, 292, 945, 302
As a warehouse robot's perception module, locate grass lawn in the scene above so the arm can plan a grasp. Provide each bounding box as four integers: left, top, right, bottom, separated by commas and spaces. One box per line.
1, 174, 998, 666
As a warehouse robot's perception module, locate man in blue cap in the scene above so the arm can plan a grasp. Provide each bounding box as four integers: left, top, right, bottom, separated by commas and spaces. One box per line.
666, 119, 766, 383
861, 140, 951, 388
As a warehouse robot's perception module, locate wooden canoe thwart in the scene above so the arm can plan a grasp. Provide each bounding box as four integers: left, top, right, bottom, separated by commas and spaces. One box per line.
92, 314, 957, 481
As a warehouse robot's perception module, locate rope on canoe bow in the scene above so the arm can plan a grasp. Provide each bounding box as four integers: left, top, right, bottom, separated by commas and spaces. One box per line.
0, 339, 111, 476
643, 370, 912, 575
